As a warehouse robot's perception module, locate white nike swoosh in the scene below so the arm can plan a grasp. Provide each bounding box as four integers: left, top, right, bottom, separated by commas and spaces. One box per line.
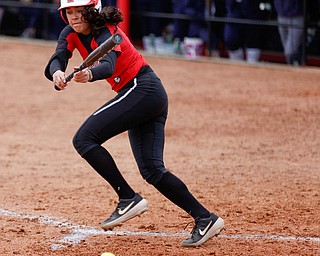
118, 201, 135, 215
199, 220, 213, 236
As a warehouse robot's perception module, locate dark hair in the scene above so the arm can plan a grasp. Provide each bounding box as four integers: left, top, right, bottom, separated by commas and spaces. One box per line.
82, 6, 124, 37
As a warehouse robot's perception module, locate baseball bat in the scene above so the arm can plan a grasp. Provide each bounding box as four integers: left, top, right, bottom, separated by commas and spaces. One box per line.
54, 33, 123, 91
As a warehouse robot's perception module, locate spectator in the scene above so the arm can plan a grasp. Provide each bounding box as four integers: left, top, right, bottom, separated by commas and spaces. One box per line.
171, 0, 226, 57
134, 0, 172, 53
207, 0, 227, 57
18, 0, 42, 38
171, 0, 190, 48
273, 0, 304, 65
307, 0, 320, 56
0, 0, 26, 36
183, 1, 207, 43
0, 7, 4, 27
47, 0, 66, 40
223, 0, 268, 63
175, 0, 206, 56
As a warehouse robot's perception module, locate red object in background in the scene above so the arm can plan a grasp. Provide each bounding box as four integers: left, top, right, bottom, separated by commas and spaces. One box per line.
117, 0, 130, 36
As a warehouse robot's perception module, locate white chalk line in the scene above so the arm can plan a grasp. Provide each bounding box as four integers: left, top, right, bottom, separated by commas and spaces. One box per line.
1, 209, 319, 251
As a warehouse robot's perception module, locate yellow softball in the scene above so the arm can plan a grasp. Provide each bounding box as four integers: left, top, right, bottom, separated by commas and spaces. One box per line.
101, 253, 115, 256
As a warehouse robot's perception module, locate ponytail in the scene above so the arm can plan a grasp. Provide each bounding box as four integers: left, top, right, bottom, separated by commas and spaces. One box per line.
102, 6, 124, 25
82, 6, 124, 37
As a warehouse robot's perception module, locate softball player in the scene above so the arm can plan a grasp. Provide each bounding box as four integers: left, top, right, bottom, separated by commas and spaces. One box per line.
44, 0, 224, 247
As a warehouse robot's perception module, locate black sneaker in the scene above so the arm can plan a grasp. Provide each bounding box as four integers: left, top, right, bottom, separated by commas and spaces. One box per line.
181, 213, 224, 247
100, 193, 148, 230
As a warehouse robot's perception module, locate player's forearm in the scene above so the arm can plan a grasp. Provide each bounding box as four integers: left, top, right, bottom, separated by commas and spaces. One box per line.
49, 58, 64, 77
90, 51, 117, 81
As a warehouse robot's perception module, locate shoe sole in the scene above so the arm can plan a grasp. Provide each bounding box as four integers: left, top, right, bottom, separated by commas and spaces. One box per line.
181, 217, 225, 247
100, 199, 149, 230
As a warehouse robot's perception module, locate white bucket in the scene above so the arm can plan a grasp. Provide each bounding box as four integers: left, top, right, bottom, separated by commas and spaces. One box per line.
184, 37, 203, 58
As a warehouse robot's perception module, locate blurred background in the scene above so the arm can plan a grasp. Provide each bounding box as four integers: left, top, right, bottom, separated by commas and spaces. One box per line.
0, 0, 319, 66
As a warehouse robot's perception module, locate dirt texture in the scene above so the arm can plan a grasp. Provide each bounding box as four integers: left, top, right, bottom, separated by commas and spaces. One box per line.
0, 37, 320, 256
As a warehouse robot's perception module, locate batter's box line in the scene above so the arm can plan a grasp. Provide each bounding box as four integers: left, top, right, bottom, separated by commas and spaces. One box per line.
0, 209, 319, 251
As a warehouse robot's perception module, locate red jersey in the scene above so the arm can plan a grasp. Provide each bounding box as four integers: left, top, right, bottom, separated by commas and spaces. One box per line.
102, 25, 148, 92
46, 24, 147, 92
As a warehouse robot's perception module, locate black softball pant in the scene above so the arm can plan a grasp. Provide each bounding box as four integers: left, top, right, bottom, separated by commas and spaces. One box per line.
73, 68, 212, 219
73, 68, 169, 185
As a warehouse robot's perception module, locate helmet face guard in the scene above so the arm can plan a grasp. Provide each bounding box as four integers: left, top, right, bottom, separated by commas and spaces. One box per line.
59, 0, 102, 24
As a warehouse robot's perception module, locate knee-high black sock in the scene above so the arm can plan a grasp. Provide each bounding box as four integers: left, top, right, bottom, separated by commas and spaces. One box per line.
154, 172, 210, 219
83, 146, 135, 199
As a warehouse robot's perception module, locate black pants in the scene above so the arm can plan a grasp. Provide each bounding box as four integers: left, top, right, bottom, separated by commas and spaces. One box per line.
73, 67, 169, 184
73, 67, 211, 219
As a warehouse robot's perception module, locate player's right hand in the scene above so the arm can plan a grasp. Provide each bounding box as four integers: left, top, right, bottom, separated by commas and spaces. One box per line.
53, 70, 67, 90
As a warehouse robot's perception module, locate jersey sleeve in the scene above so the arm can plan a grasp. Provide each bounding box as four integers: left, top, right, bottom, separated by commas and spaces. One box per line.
90, 51, 117, 81
44, 26, 75, 81
87, 27, 120, 81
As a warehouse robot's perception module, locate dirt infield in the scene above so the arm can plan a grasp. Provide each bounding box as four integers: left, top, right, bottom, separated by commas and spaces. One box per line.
0, 37, 319, 256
